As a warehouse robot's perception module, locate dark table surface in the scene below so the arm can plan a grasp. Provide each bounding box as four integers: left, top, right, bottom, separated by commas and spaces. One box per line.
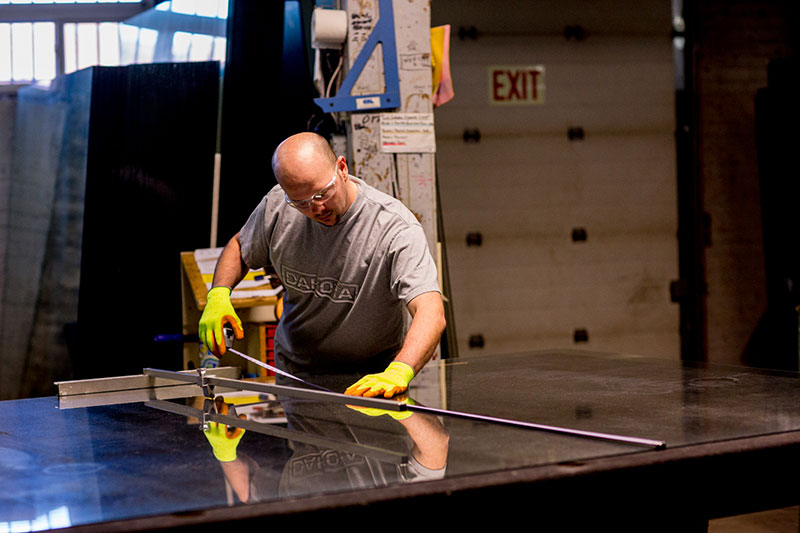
4, 349, 800, 531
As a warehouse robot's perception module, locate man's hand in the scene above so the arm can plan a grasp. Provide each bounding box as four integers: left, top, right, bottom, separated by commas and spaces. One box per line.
203, 418, 246, 462
203, 399, 247, 462
344, 361, 415, 398
199, 286, 244, 356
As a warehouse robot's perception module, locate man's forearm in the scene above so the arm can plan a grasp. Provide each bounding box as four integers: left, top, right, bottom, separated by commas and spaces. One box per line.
212, 232, 249, 290
219, 455, 252, 503
393, 291, 446, 375
401, 411, 449, 470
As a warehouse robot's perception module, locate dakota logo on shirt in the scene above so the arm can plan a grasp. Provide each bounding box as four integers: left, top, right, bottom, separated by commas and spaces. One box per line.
281, 265, 359, 303
289, 450, 365, 476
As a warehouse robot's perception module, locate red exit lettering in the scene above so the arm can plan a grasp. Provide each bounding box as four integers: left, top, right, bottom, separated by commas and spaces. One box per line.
490, 66, 545, 104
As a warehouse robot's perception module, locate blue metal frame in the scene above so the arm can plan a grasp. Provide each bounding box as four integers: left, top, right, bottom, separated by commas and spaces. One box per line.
314, 0, 400, 113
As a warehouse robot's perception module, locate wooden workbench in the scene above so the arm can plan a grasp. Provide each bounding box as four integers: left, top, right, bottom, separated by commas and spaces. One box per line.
180, 251, 279, 375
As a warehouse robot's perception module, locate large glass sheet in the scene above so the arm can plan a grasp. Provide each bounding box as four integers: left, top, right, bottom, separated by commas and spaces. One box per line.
3, 350, 800, 529
1, 68, 93, 401
441, 350, 800, 469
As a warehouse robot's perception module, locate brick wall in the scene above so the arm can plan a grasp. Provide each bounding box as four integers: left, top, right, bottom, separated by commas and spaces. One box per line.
694, 0, 796, 364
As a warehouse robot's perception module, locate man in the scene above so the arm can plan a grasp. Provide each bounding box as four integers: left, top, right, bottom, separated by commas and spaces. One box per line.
199, 132, 445, 398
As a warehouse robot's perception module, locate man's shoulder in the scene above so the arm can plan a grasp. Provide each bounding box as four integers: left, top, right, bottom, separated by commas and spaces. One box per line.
259, 183, 296, 219
243, 184, 303, 237
247, 184, 286, 212
265, 183, 285, 204
354, 178, 419, 228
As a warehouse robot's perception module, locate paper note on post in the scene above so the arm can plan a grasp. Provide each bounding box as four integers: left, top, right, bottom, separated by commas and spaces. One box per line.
380, 113, 436, 153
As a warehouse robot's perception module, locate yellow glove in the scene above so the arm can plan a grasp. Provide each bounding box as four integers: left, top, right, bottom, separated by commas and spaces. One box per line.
203, 400, 246, 462
344, 361, 415, 398
347, 395, 415, 420
199, 286, 244, 356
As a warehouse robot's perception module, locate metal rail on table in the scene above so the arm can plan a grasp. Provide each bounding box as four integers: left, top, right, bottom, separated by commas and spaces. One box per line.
143, 367, 667, 449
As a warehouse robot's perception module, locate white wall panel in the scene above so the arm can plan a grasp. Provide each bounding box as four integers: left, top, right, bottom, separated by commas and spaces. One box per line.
437, 37, 674, 135
432, 0, 678, 359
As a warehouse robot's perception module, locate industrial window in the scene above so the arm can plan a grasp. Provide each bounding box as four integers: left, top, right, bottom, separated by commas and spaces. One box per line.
61, 21, 162, 72
0, 0, 228, 85
0, 22, 57, 83
0, 1, 140, 3
162, 0, 228, 19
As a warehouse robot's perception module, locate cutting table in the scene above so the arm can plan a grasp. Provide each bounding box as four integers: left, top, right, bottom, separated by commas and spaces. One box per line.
3, 349, 800, 531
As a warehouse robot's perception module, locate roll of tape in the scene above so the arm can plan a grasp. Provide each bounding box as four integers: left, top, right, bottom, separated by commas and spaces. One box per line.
311, 7, 347, 49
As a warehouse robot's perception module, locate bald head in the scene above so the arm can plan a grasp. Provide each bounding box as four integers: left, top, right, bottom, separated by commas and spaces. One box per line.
271, 132, 355, 226
272, 132, 337, 188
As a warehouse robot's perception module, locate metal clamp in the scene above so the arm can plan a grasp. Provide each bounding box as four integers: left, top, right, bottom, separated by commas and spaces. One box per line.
197, 367, 215, 399
200, 395, 240, 433
200, 397, 213, 432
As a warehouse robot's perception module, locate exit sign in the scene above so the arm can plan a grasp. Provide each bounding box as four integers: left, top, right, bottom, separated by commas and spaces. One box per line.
489, 65, 545, 105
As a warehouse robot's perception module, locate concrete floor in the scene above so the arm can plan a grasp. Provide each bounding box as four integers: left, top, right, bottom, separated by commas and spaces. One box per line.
709, 507, 799, 532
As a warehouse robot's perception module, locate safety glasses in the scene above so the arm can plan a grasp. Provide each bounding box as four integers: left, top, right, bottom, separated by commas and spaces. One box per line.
283, 171, 338, 210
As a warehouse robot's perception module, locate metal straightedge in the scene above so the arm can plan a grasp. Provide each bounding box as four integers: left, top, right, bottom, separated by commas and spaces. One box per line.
143, 367, 404, 412
57, 366, 666, 450
313, 0, 400, 112
142, 368, 667, 450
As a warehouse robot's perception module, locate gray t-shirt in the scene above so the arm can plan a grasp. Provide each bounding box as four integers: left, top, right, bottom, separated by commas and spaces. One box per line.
238, 177, 440, 374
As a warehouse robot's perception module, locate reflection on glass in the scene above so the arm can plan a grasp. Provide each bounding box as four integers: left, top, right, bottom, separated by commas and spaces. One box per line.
10, 351, 800, 528
0, 505, 72, 532
198, 392, 449, 505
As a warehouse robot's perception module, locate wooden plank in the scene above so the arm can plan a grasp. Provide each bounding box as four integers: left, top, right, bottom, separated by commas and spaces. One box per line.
181, 251, 279, 370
